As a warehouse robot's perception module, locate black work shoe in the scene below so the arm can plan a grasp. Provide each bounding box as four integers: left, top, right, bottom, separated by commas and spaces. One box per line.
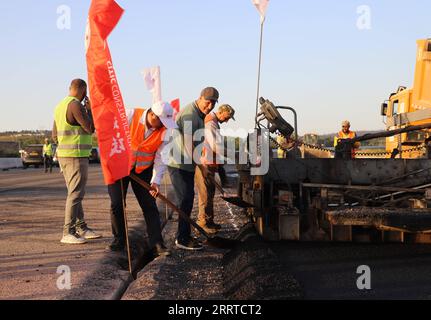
107, 239, 125, 252
154, 243, 171, 257
175, 238, 203, 251
206, 221, 222, 230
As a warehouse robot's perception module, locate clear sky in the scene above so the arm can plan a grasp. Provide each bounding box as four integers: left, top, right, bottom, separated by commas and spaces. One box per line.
0, 0, 429, 135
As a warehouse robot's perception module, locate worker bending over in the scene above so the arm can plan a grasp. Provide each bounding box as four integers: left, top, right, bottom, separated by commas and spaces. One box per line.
107, 102, 177, 257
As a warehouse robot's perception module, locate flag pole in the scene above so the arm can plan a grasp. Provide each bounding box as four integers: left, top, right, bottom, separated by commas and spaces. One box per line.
120, 179, 133, 275
255, 19, 265, 128
164, 174, 168, 221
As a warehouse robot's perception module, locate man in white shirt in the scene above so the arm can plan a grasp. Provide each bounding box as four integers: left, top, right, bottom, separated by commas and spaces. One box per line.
107, 102, 177, 257
195, 104, 235, 233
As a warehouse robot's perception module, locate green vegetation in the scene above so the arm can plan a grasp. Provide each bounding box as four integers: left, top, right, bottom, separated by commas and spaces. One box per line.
0, 142, 20, 157
0, 131, 98, 157
0, 130, 51, 149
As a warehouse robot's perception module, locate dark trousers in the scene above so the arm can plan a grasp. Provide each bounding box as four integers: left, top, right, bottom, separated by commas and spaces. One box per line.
107, 166, 163, 248
168, 167, 195, 242
44, 155, 53, 172
218, 165, 228, 186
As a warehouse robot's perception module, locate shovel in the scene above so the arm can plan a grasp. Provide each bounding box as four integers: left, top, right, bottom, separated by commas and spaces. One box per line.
197, 165, 254, 208
129, 173, 240, 249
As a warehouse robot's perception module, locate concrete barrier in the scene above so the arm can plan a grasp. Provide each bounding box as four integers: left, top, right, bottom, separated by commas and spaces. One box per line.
0, 158, 23, 170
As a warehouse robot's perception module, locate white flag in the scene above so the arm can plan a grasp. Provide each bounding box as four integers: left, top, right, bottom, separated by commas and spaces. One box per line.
142, 66, 162, 105
252, 0, 269, 24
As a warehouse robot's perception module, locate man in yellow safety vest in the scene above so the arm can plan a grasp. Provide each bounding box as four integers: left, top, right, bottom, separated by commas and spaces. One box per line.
43, 138, 54, 173
53, 79, 101, 245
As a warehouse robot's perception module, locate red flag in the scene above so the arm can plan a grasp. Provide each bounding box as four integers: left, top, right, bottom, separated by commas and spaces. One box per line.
170, 98, 180, 120
86, 0, 131, 185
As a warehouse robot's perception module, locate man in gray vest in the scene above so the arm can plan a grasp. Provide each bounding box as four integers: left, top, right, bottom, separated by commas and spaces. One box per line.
168, 87, 219, 250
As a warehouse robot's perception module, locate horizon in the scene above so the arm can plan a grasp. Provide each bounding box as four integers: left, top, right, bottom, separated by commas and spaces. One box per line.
0, 128, 384, 138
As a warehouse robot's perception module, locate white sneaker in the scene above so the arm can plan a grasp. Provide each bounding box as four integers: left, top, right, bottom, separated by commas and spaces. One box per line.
77, 228, 102, 240
175, 238, 203, 251
61, 234, 87, 244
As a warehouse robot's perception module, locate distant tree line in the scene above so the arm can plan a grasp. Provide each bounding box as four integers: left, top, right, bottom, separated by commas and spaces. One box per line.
0, 130, 51, 136
0, 142, 20, 157
0, 131, 98, 157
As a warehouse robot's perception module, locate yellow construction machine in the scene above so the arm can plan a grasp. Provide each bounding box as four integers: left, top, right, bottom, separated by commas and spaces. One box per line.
381, 39, 431, 158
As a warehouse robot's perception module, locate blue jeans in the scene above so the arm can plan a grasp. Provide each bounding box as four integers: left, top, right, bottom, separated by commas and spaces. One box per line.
168, 167, 195, 242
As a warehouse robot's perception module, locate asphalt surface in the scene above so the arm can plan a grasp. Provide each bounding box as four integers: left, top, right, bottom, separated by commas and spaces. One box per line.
0, 165, 146, 300
122, 185, 250, 300
3, 166, 431, 300
270, 241, 431, 299
0, 165, 252, 300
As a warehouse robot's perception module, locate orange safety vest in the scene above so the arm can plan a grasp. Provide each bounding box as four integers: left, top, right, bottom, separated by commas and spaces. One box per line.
334, 131, 357, 158
334, 131, 356, 146
130, 108, 166, 174
338, 131, 356, 139
201, 113, 220, 167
